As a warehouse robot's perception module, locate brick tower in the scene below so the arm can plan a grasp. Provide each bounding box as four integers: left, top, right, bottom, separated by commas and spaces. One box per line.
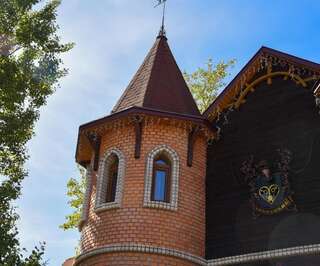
74, 31, 214, 266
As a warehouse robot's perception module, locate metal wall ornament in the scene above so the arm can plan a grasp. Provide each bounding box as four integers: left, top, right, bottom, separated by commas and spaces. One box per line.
240, 149, 297, 218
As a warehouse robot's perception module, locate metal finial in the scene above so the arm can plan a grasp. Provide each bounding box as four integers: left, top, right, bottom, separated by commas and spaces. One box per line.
155, 0, 167, 37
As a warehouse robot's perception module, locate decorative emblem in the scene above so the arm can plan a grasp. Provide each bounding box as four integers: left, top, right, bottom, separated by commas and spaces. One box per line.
259, 184, 280, 205
240, 149, 297, 218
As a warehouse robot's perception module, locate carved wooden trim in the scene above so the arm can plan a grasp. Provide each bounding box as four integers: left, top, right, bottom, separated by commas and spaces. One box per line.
207, 69, 314, 121
315, 95, 320, 114
315, 82, 320, 96
234, 71, 307, 109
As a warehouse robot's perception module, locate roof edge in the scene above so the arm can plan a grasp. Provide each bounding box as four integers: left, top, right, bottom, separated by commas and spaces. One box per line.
203, 46, 320, 118
203, 46, 264, 117
261, 46, 320, 71
75, 106, 215, 163
80, 106, 206, 131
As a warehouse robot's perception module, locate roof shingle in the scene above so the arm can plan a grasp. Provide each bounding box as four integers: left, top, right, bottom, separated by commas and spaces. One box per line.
112, 35, 200, 116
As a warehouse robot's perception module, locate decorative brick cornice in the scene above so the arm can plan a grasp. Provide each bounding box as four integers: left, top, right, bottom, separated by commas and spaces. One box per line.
74, 243, 206, 266
143, 144, 180, 211
75, 243, 320, 265
95, 148, 125, 212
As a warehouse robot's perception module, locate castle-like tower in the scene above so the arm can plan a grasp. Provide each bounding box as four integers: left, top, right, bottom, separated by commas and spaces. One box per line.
74, 32, 214, 266
69, 22, 320, 265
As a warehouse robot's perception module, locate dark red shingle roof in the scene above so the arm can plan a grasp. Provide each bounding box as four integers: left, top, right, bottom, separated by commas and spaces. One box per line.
112, 35, 200, 116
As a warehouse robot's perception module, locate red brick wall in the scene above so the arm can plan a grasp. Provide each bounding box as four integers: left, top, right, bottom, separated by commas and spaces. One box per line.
79, 119, 207, 265
63, 257, 75, 266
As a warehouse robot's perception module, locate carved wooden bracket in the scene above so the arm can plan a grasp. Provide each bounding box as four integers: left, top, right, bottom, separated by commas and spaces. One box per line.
267, 61, 272, 85
86, 132, 101, 171
315, 83, 320, 96
315, 83, 320, 114
187, 126, 200, 167
132, 115, 144, 159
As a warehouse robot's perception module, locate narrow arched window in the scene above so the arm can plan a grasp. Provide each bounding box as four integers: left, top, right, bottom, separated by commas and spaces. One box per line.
152, 155, 171, 202
106, 154, 119, 203
144, 145, 179, 211
95, 148, 125, 212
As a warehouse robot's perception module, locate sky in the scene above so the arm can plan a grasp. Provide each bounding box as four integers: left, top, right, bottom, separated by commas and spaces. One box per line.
16, 0, 320, 265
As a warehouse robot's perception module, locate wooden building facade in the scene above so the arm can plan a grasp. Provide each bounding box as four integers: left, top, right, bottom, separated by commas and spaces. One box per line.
205, 48, 320, 265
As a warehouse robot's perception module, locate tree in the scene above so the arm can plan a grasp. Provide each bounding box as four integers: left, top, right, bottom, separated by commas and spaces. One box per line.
60, 166, 86, 231
184, 58, 236, 113
0, 0, 73, 264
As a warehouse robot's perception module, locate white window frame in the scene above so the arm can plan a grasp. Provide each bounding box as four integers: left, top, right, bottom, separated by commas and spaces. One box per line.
143, 144, 179, 211
95, 148, 125, 212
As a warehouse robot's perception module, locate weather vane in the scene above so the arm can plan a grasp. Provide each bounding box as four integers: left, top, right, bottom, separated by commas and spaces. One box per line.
154, 0, 167, 37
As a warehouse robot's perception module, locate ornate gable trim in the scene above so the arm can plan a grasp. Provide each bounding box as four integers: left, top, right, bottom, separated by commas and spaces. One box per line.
204, 47, 320, 122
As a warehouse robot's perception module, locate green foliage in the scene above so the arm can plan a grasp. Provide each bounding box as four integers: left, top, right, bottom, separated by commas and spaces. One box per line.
0, 0, 73, 264
184, 58, 236, 113
60, 166, 86, 231
22, 244, 46, 266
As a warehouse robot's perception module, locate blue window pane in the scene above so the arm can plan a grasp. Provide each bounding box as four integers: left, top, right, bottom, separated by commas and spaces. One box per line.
154, 170, 166, 201
156, 159, 167, 165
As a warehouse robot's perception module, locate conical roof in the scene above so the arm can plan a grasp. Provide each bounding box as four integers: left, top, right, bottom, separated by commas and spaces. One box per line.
112, 35, 200, 116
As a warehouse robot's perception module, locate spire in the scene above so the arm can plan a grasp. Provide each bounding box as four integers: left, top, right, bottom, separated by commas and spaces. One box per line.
112, 35, 200, 116
157, 0, 166, 38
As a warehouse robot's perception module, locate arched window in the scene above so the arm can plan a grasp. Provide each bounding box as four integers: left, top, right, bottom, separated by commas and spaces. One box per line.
152, 155, 171, 202
95, 148, 125, 211
144, 145, 179, 211
106, 154, 119, 203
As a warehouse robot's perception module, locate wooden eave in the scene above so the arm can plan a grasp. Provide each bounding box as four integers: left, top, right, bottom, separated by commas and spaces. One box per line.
75, 106, 215, 166
204, 46, 320, 121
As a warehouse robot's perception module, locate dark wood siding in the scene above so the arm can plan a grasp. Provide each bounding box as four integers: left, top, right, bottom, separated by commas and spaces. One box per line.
237, 255, 320, 266
206, 75, 320, 261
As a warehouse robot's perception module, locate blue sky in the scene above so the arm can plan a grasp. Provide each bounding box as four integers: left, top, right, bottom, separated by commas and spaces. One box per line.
16, 0, 320, 265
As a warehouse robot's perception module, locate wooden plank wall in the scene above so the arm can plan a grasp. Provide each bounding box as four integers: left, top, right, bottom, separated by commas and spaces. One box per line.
206, 74, 320, 265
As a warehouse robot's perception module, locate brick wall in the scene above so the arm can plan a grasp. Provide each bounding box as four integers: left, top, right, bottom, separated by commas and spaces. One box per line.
78, 119, 207, 265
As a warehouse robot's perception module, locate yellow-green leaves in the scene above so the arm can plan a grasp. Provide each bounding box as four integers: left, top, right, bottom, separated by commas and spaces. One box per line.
184, 58, 236, 113
60, 167, 86, 231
